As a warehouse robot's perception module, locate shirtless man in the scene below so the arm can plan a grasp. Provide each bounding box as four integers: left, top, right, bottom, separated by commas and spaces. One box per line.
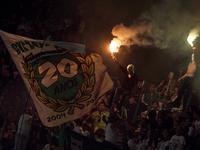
173, 54, 196, 111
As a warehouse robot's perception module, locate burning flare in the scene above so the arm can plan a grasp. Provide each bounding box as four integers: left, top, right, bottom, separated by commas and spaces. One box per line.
187, 36, 194, 47
187, 30, 199, 47
109, 38, 121, 53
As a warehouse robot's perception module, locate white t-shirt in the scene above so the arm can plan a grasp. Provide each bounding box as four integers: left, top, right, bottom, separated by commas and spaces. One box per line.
17, 113, 32, 135
194, 120, 200, 135
169, 135, 186, 150
42, 144, 51, 150
188, 126, 195, 137
135, 140, 146, 150
127, 139, 134, 149
83, 131, 90, 137
156, 140, 170, 150
96, 138, 103, 143
143, 139, 156, 150
73, 126, 83, 134
104, 123, 117, 145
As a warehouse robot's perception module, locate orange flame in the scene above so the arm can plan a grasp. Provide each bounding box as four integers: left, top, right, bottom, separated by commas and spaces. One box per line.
109, 38, 121, 53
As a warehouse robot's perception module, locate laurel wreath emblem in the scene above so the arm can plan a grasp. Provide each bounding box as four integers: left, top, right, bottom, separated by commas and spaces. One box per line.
22, 51, 95, 115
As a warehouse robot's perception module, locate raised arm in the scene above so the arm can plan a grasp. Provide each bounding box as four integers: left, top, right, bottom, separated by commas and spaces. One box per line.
111, 54, 127, 74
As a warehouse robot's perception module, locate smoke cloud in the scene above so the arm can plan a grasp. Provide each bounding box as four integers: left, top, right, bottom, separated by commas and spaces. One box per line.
111, 0, 200, 50
188, 22, 200, 43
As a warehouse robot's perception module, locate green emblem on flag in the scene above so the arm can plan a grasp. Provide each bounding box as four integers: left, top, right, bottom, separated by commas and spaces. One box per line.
22, 50, 95, 114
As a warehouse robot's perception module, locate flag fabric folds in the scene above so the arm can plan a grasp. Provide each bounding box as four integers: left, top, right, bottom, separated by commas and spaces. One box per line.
0, 30, 113, 127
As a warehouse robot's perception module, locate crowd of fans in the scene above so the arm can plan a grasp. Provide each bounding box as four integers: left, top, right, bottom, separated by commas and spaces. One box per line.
0, 0, 200, 150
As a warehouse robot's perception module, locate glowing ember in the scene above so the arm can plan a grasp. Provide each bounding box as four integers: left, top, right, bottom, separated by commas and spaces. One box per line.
109, 38, 121, 53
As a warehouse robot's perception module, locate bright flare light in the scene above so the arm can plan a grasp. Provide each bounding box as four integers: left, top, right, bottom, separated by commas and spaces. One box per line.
187, 36, 195, 47
109, 39, 121, 53
187, 31, 199, 47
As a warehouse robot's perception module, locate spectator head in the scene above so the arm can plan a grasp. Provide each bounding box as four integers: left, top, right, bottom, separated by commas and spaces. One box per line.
188, 105, 196, 113
173, 120, 181, 129
53, 126, 61, 133
25, 106, 33, 115
176, 126, 183, 136
17, 29, 25, 36
152, 101, 159, 110
147, 129, 154, 139
137, 131, 146, 141
176, 116, 184, 123
126, 130, 134, 140
127, 64, 135, 74
7, 128, 15, 138
184, 112, 193, 119
170, 81, 176, 90
129, 96, 136, 104
94, 128, 105, 140
185, 118, 193, 127
3, 67, 11, 76
98, 102, 106, 111
5, 111, 14, 121
86, 117, 93, 128
74, 118, 83, 126
137, 80, 143, 88
140, 118, 149, 128
157, 110, 166, 119
149, 84, 156, 93
82, 123, 90, 132
8, 121, 16, 131
193, 110, 200, 120
157, 117, 165, 126
162, 129, 170, 140
148, 110, 156, 121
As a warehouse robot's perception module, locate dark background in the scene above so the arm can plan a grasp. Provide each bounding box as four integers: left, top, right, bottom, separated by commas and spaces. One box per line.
1, 0, 200, 92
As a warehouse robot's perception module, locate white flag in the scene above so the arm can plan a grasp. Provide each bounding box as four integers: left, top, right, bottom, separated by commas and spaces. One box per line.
0, 30, 113, 127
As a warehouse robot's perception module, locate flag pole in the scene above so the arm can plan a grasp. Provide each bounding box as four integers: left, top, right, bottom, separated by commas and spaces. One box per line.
0, 121, 7, 144
22, 112, 35, 150
109, 88, 118, 115
132, 81, 145, 123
